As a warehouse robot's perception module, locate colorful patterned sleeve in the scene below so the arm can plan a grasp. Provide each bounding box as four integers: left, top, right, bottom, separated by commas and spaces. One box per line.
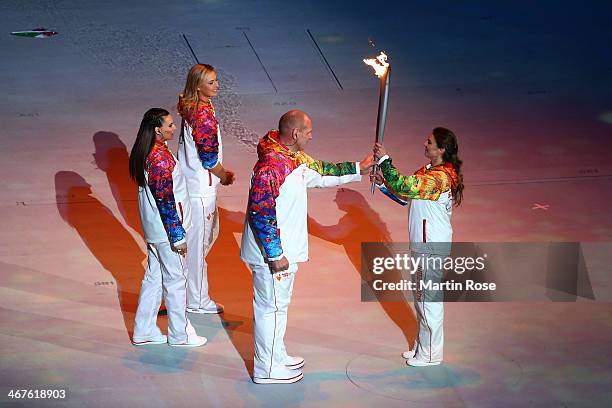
248, 165, 283, 259
147, 158, 186, 244
307, 160, 356, 176
380, 158, 449, 201
190, 107, 219, 169
379, 184, 409, 206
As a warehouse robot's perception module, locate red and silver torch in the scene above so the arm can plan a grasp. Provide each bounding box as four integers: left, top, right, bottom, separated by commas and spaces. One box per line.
363, 52, 390, 194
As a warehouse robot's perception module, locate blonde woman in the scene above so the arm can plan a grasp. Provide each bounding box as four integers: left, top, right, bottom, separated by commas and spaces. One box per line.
177, 64, 235, 314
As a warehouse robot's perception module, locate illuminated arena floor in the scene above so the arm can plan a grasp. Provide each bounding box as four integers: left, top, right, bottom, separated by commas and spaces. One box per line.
1, 1, 612, 406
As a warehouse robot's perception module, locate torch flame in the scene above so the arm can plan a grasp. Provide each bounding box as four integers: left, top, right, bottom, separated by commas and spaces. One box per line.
363, 52, 389, 77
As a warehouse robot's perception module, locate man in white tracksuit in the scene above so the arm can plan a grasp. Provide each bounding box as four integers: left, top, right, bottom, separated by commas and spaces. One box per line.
240, 110, 373, 384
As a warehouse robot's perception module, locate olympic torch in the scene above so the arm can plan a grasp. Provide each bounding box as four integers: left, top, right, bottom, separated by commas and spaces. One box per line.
363, 52, 390, 194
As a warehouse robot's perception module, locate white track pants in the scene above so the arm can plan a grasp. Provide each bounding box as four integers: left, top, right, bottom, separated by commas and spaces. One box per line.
185, 196, 219, 309
412, 252, 444, 363
133, 242, 191, 344
250, 263, 297, 379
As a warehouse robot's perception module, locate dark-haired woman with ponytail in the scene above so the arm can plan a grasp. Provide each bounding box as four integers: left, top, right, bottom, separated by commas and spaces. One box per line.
128, 108, 207, 347
372, 127, 464, 367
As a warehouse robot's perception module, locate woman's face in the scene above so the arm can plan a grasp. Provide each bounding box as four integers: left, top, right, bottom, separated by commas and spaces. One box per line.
156, 115, 177, 141
424, 134, 444, 162
198, 70, 219, 98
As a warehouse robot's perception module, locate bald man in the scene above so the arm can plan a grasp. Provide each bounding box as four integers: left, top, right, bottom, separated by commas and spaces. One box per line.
241, 110, 374, 384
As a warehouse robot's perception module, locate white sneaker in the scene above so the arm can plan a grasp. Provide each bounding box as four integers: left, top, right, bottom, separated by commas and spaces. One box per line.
285, 356, 305, 370
132, 334, 167, 346
253, 371, 303, 384
168, 334, 208, 348
186, 302, 224, 314
407, 357, 441, 367
402, 349, 416, 359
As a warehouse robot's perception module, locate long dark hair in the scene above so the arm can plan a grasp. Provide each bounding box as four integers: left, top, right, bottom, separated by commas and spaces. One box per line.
129, 108, 169, 187
433, 127, 464, 206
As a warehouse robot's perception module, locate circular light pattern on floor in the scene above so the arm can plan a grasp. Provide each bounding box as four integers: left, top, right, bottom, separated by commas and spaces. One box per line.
535, 338, 612, 406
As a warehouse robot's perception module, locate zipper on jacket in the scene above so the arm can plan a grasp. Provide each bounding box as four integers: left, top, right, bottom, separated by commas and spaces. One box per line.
208, 170, 212, 186
422, 219, 427, 242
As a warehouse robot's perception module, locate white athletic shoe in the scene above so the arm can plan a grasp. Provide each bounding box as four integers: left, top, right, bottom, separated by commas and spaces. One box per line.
186, 302, 224, 314
168, 334, 208, 348
285, 356, 305, 370
253, 372, 304, 384
407, 357, 441, 367
132, 334, 167, 346
402, 350, 416, 359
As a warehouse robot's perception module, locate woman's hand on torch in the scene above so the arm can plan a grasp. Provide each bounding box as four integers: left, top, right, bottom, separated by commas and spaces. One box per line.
370, 171, 384, 186
373, 143, 387, 160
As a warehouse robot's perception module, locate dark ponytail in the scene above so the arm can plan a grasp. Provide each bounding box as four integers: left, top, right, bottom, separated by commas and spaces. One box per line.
129, 108, 169, 187
433, 127, 464, 206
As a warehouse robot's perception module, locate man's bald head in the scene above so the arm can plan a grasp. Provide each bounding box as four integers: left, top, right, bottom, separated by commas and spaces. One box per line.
277, 110, 313, 152
278, 110, 310, 136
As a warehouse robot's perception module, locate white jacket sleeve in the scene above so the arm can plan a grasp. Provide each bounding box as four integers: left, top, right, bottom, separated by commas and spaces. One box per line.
304, 161, 361, 188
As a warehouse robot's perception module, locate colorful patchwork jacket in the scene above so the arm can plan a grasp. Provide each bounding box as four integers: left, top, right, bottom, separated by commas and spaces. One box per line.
138, 140, 191, 245
240, 130, 362, 265
377, 155, 458, 255
177, 99, 223, 197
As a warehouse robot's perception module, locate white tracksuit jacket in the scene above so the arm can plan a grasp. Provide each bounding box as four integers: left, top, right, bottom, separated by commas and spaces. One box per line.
377, 155, 458, 255
240, 130, 362, 265
138, 140, 192, 245
177, 100, 223, 198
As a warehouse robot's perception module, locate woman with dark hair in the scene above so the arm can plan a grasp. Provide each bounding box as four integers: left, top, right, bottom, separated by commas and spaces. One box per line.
372, 127, 464, 367
128, 108, 207, 347
177, 64, 234, 315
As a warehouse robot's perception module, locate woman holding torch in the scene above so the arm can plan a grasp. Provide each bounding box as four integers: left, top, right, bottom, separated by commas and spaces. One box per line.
177, 64, 235, 315
372, 127, 464, 366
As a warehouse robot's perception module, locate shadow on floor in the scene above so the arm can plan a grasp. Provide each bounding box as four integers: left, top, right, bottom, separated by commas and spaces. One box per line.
55, 170, 145, 339
92, 131, 143, 238
206, 206, 255, 377
308, 187, 417, 348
